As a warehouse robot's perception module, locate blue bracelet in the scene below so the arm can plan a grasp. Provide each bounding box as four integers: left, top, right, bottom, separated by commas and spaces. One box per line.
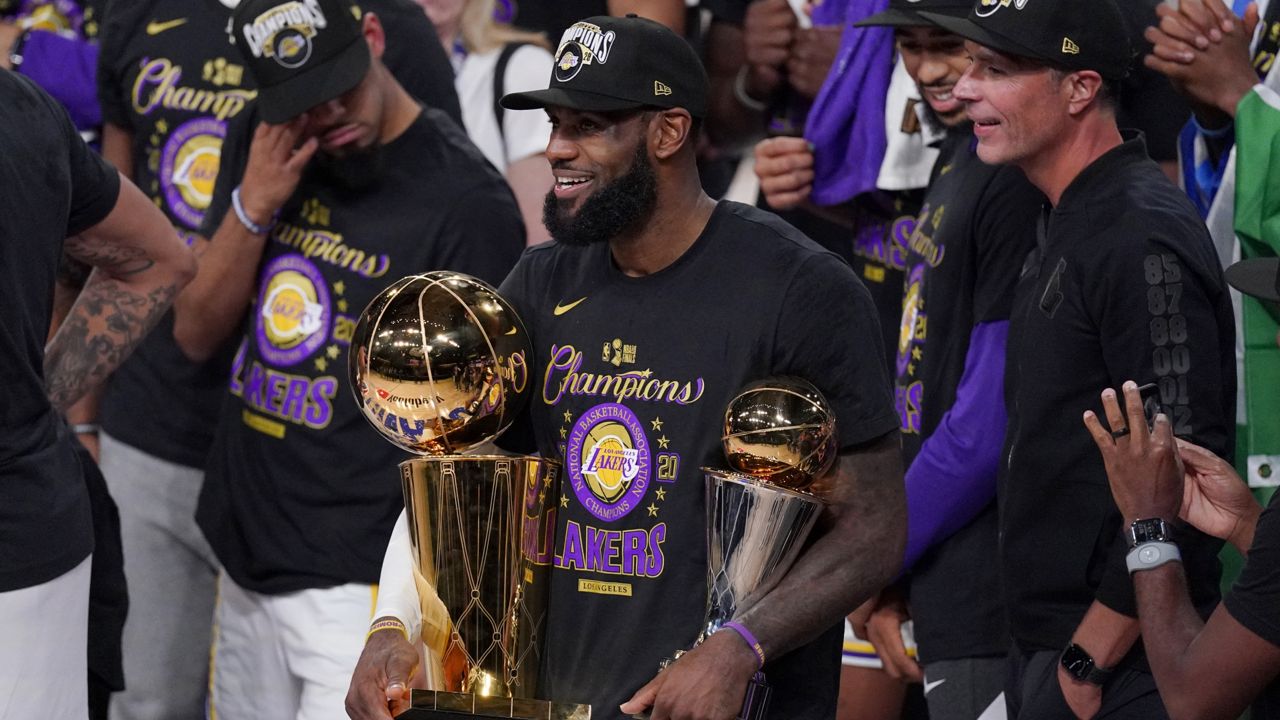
232, 186, 274, 235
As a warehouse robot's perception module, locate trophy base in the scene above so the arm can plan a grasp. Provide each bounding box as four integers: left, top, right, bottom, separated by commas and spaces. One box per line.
396, 690, 590, 720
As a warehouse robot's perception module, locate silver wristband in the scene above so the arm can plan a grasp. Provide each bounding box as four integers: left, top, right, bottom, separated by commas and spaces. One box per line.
1126, 541, 1182, 574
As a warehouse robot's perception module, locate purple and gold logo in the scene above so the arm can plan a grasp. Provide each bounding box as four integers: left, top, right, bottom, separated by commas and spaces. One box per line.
160, 117, 225, 228
567, 402, 651, 521
255, 254, 331, 366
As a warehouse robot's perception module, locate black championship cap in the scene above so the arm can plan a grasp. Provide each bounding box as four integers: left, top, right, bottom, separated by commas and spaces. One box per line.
922, 0, 1131, 81
230, 0, 369, 123
1226, 258, 1280, 302
501, 14, 710, 118
854, 0, 973, 28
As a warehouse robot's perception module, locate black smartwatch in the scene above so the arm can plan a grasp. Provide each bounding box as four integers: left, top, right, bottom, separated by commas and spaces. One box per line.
1127, 517, 1175, 548
1060, 642, 1114, 686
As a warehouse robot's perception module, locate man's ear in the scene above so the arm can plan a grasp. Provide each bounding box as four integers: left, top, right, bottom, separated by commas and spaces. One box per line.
1064, 70, 1104, 116
650, 109, 694, 160
362, 11, 386, 60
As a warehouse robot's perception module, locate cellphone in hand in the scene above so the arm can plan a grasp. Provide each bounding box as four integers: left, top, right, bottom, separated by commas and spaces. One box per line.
1137, 382, 1162, 430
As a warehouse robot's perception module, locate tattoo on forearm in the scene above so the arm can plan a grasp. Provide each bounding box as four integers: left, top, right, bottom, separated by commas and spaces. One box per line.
57, 250, 93, 290
63, 233, 156, 277
44, 273, 177, 411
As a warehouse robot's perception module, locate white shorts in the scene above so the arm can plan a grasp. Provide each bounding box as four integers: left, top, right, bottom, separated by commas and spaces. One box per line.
209, 571, 376, 720
0, 555, 91, 719
841, 617, 917, 669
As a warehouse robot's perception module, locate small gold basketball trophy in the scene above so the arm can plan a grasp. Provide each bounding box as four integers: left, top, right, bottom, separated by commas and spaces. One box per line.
350, 272, 589, 720
674, 377, 835, 720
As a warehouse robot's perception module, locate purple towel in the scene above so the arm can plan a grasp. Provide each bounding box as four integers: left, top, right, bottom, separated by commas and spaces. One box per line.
805, 0, 894, 206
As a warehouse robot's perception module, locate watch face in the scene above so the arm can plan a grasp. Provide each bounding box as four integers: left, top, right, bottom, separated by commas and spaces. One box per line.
1130, 518, 1171, 545
1061, 644, 1095, 680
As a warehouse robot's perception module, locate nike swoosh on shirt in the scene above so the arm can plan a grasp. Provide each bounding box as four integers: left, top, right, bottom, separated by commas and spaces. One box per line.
146, 18, 188, 35
923, 678, 946, 696
553, 297, 587, 316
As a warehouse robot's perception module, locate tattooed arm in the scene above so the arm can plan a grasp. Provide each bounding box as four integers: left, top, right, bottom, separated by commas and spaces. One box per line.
44, 173, 197, 412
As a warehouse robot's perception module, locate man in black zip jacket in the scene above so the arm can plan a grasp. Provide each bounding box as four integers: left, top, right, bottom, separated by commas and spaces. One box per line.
928, 0, 1236, 717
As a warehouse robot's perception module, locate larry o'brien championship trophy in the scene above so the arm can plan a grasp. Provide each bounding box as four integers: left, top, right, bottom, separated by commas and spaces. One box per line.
350, 272, 589, 720
669, 377, 835, 720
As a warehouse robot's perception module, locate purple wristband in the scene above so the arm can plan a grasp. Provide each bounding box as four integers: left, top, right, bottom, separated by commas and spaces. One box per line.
723, 621, 766, 669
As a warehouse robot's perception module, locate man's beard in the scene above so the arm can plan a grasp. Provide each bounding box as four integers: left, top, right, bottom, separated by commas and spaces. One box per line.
312, 141, 387, 193
542, 142, 657, 247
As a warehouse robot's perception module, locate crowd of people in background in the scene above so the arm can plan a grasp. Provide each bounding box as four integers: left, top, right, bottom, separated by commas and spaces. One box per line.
2, 0, 1280, 719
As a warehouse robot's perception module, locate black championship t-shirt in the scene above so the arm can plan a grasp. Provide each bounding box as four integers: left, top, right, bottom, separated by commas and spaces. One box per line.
499, 201, 900, 718
1223, 492, 1280, 718
896, 128, 1039, 663
1000, 135, 1236, 652
96, 0, 257, 467
0, 72, 120, 591
196, 108, 524, 594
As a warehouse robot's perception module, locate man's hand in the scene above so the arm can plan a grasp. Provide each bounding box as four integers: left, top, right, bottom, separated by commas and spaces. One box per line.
345, 622, 420, 720
786, 26, 842, 100
754, 136, 814, 210
238, 118, 319, 228
742, 0, 797, 101
619, 630, 758, 720
1056, 663, 1102, 720
1144, 0, 1260, 124
1083, 381, 1184, 523
1176, 438, 1262, 553
862, 587, 922, 683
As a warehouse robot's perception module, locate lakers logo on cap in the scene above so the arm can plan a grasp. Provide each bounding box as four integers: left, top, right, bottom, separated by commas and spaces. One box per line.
1061, 37, 1080, 54
654, 81, 672, 97
555, 46, 584, 82
975, 0, 1030, 18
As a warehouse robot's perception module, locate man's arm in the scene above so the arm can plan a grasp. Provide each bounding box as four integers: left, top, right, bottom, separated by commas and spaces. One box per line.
1084, 382, 1280, 719
172, 120, 316, 362
46, 173, 196, 410
621, 435, 906, 720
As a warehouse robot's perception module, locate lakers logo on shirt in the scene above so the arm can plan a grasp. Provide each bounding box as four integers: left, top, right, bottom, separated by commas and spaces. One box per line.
975, 0, 1029, 17
567, 403, 652, 521
898, 270, 922, 378
160, 117, 225, 228
255, 254, 332, 366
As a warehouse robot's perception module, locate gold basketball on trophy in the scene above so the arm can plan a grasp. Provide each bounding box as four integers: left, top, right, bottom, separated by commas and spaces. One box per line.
348, 271, 532, 455
722, 377, 837, 491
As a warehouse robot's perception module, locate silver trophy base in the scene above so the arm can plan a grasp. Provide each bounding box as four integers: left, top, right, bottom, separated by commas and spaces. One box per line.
397, 690, 591, 720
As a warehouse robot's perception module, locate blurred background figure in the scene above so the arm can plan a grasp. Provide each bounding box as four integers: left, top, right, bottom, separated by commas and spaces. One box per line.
418, 0, 555, 244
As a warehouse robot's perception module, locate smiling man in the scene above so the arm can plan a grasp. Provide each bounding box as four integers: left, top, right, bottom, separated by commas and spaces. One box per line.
168, 0, 524, 715
347, 14, 907, 720
923, 0, 1236, 717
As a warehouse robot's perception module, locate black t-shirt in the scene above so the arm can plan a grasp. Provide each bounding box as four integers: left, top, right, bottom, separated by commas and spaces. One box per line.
196, 108, 524, 594
1000, 135, 1235, 652
1223, 492, 1280, 718
96, 0, 255, 467
499, 201, 900, 718
199, 0, 462, 240
897, 128, 1039, 663
0, 72, 120, 591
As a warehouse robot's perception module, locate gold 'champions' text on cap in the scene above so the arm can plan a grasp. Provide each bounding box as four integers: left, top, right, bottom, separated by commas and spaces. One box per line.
241, 0, 328, 67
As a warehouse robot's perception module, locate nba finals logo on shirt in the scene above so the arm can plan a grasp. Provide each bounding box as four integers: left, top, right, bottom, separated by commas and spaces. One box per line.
554, 20, 616, 82
975, 0, 1030, 17
256, 254, 331, 366
241, 0, 327, 68
567, 403, 651, 522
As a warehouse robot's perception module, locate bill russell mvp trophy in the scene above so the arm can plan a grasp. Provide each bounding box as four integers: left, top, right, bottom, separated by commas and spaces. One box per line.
350, 271, 589, 720
674, 377, 835, 720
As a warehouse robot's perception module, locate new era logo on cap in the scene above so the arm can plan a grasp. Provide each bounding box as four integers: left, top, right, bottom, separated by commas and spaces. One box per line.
654, 81, 672, 96
1062, 37, 1079, 54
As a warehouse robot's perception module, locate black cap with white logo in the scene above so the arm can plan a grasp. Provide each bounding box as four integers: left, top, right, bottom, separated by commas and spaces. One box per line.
501, 14, 709, 118
230, 0, 369, 123
922, 0, 1131, 81
854, 0, 973, 28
